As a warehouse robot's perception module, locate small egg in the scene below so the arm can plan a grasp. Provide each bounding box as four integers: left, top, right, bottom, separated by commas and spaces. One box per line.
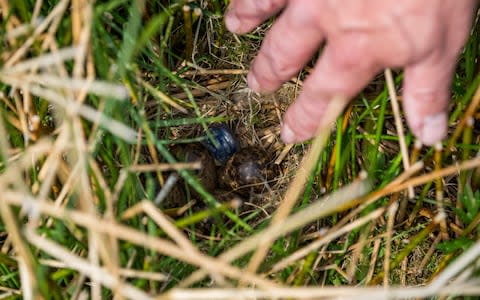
158, 179, 187, 209
184, 144, 217, 192
162, 144, 218, 209
237, 160, 263, 186
202, 124, 239, 165
220, 147, 271, 195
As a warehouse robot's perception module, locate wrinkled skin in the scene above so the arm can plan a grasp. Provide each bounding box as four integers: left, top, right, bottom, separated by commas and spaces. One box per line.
225, 0, 477, 145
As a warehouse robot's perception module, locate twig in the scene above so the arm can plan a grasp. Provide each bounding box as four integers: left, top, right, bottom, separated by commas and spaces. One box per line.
140, 79, 188, 113
365, 239, 381, 284
400, 257, 408, 286
434, 143, 449, 239
128, 162, 201, 172
274, 144, 293, 164
182, 5, 193, 61
178, 68, 248, 77
417, 234, 442, 276
170, 81, 233, 100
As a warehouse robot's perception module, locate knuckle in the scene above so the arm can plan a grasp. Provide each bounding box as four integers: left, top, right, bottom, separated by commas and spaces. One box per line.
330, 42, 370, 71
233, 0, 284, 19
403, 86, 449, 121
288, 98, 328, 136
327, 34, 376, 71
250, 58, 281, 92
254, 0, 283, 14
262, 37, 299, 80
268, 56, 297, 80
411, 89, 448, 110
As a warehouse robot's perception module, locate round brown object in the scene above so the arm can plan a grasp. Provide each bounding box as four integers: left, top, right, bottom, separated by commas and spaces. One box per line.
219, 147, 274, 195
161, 144, 217, 209
184, 143, 217, 192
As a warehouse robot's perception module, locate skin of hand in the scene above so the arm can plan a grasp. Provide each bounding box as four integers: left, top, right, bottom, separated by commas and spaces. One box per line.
225, 0, 477, 146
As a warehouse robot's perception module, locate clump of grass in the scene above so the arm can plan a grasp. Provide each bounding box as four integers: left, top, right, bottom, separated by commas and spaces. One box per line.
0, 1, 479, 299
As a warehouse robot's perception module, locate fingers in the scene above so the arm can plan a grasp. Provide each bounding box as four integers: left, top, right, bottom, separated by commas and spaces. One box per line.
225, 0, 286, 34
402, 56, 455, 146
281, 36, 380, 143
248, 2, 325, 93
401, 0, 475, 146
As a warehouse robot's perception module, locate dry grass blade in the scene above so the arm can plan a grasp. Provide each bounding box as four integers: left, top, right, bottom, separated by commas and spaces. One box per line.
163, 281, 480, 300
274, 143, 293, 165
40, 259, 168, 281
321, 155, 480, 240
262, 152, 480, 286
286, 160, 422, 245
5, 0, 70, 67
0, 74, 129, 99
417, 234, 442, 276
170, 80, 233, 100
246, 97, 348, 274
126, 201, 198, 251
388, 155, 480, 195
447, 77, 480, 152
24, 229, 154, 300
179, 178, 371, 287
1, 1, 479, 298
178, 67, 249, 76
129, 162, 201, 172
4, 19, 42, 40
270, 207, 384, 273
384, 69, 414, 199
4, 47, 78, 74
0, 138, 54, 180
384, 202, 398, 286
366, 239, 382, 283
4, 192, 279, 289
140, 79, 188, 113
27, 84, 137, 142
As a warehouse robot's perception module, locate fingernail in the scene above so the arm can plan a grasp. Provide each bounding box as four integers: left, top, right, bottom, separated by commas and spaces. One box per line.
281, 123, 297, 144
225, 14, 240, 32
248, 72, 260, 92
420, 113, 447, 146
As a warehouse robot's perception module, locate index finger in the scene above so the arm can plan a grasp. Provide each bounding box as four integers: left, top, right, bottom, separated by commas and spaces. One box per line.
225, 0, 286, 34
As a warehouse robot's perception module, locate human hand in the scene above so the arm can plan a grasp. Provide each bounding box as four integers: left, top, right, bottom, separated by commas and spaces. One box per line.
225, 0, 476, 145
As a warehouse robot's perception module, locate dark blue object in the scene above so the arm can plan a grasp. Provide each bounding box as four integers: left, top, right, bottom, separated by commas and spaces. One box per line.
202, 124, 239, 164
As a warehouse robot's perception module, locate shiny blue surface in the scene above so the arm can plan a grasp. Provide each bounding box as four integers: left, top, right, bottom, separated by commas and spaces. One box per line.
203, 124, 239, 164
